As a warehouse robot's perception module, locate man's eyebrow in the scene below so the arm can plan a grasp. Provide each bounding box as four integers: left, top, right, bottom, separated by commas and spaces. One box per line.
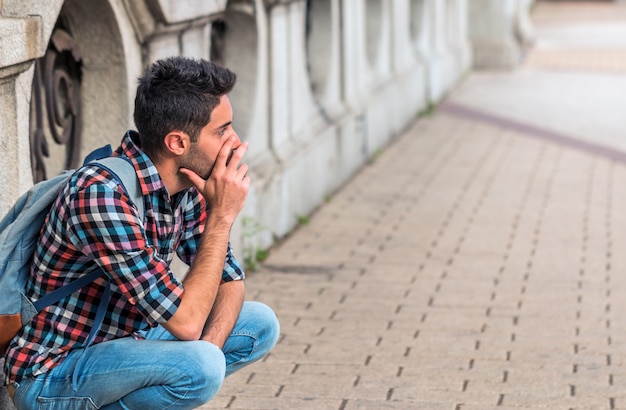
215, 121, 232, 130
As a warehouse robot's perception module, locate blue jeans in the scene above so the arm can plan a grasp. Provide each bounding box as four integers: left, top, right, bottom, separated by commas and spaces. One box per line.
12, 301, 279, 409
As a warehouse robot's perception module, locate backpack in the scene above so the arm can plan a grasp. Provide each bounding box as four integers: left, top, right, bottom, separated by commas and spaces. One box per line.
0, 145, 144, 356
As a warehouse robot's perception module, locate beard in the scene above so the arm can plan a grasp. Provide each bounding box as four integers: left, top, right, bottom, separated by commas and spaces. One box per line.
179, 148, 214, 180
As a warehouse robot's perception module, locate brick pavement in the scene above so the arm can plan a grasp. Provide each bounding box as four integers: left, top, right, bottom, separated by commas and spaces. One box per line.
201, 2, 626, 408
203, 107, 626, 409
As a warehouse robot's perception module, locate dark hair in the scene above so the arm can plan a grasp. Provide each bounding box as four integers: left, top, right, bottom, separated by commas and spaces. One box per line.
133, 56, 236, 161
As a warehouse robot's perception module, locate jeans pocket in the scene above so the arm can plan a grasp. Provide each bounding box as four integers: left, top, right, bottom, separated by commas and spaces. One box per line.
38, 396, 98, 410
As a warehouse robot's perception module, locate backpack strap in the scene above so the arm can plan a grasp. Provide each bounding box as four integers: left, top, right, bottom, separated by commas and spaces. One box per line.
92, 156, 145, 221
32, 269, 104, 312
81, 144, 144, 220
72, 279, 111, 391
31, 155, 144, 313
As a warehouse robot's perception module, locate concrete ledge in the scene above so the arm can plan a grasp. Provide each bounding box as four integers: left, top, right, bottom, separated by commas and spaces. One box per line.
151, 0, 226, 24
0, 16, 42, 70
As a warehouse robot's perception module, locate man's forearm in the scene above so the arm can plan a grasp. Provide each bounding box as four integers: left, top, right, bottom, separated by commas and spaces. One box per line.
165, 136, 249, 341
201, 279, 245, 348
162, 220, 231, 340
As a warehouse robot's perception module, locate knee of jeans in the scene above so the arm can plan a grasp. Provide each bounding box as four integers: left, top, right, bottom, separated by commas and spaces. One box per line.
183, 342, 226, 405
249, 302, 280, 350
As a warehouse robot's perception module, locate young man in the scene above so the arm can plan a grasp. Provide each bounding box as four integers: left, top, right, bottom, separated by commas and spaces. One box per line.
4, 56, 279, 409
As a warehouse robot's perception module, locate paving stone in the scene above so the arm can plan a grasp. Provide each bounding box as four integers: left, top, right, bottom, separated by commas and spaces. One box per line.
342, 399, 451, 410
205, 396, 343, 409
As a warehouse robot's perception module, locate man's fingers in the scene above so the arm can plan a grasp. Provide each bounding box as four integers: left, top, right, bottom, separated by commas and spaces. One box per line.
179, 167, 205, 191
236, 163, 249, 180
224, 142, 249, 168
180, 140, 249, 198
217, 137, 239, 166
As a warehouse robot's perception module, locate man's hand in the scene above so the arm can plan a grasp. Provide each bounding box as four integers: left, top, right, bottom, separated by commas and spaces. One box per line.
163, 138, 250, 341
180, 138, 250, 227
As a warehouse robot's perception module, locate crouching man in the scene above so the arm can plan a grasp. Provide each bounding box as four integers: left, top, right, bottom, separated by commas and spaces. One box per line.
4, 56, 279, 409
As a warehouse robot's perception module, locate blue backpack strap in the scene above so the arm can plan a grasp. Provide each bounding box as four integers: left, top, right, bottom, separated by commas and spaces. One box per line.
82, 144, 113, 164
72, 279, 111, 391
32, 269, 104, 312
81, 143, 144, 219
92, 156, 144, 221
31, 155, 144, 313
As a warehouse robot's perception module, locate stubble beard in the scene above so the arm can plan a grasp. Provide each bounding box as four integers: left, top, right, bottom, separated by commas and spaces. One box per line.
180, 148, 214, 180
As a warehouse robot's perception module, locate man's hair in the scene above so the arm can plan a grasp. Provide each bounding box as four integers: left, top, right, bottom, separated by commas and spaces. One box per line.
133, 56, 237, 161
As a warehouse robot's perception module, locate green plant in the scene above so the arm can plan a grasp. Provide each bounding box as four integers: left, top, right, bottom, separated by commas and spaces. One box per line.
368, 148, 384, 165
419, 101, 436, 117
255, 248, 270, 263
241, 217, 268, 272
296, 214, 310, 225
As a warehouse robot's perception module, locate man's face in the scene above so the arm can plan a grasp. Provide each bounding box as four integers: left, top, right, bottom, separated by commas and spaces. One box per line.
180, 95, 239, 179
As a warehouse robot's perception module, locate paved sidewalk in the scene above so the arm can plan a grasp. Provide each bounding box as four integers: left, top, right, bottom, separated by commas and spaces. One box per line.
204, 2, 626, 409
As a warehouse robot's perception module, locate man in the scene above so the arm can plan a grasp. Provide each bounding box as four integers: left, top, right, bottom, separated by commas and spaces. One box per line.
4, 56, 279, 409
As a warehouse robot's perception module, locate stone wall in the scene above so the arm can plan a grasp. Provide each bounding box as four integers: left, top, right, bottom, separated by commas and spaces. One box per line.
0, 0, 473, 406
0, 0, 472, 262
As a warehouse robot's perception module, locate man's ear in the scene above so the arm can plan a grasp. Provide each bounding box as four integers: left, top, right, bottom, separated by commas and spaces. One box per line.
163, 131, 189, 156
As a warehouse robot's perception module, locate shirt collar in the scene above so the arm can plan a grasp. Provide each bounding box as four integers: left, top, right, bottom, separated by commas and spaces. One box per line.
115, 130, 166, 196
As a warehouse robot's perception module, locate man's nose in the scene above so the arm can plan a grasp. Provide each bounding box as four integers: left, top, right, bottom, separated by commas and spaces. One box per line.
232, 132, 241, 146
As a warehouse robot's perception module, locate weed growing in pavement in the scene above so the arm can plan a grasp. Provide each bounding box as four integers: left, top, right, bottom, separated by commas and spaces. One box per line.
242, 216, 269, 272
296, 214, 310, 225
419, 101, 437, 117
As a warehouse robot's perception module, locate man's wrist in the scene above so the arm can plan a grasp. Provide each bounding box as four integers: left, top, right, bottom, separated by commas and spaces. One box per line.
204, 213, 235, 233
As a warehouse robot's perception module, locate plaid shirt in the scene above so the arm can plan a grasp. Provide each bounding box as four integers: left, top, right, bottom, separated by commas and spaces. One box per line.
4, 131, 244, 384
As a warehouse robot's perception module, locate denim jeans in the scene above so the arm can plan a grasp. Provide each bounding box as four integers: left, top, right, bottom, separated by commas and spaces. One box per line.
12, 301, 279, 410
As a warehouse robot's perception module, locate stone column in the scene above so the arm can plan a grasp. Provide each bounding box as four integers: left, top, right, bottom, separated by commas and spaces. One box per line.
0, 0, 91, 215
0, 4, 63, 407
468, 0, 535, 69
0, 16, 42, 215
